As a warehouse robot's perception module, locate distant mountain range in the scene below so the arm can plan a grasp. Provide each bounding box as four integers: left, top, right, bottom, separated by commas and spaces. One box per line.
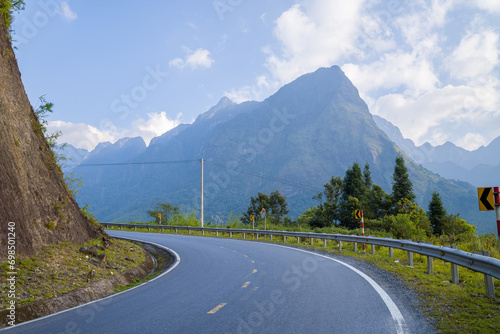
60, 66, 498, 234
373, 116, 500, 187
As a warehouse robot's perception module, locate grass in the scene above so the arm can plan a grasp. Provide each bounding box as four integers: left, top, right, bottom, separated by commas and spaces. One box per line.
106, 224, 500, 333
0, 237, 145, 308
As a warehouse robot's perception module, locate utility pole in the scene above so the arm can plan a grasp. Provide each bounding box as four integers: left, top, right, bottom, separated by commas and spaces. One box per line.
201, 158, 204, 228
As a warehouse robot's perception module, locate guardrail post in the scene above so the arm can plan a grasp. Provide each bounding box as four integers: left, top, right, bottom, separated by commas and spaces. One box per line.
310, 238, 314, 245
338, 241, 342, 251
389, 247, 393, 258
120, 225, 123, 230
323, 239, 327, 247
243, 233, 246, 239
473, 252, 494, 297
283, 235, 286, 242
446, 245, 459, 284
216, 231, 219, 237
202, 230, 205, 236
407, 251, 413, 266
256, 234, 259, 240
270, 234, 273, 241
427, 256, 434, 275
371, 244, 375, 255
297, 237, 300, 244
148, 227, 150, 231
229, 231, 232, 238
188, 229, 191, 235
134, 226, 136, 231
353, 242, 357, 252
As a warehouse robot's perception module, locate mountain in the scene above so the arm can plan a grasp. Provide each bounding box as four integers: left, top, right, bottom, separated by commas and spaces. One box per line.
373, 115, 500, 187
69, 66, 495, 234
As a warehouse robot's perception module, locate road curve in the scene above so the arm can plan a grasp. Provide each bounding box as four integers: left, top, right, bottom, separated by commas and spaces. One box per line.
3, 231, 435, 334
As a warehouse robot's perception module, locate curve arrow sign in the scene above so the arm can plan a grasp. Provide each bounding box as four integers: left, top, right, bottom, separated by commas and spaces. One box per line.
478, 187, 495, 211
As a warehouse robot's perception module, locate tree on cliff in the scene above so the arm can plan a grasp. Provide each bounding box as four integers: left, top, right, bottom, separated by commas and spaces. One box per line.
0, 6, 102, 260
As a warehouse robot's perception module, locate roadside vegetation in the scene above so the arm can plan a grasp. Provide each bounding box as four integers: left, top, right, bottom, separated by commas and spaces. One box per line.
0, 238, 145, 308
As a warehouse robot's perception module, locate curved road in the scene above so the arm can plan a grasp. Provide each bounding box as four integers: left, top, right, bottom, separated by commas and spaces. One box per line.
4, 231, 434, 333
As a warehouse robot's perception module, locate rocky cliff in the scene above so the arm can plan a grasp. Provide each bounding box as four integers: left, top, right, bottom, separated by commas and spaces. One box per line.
0, 15, 101, 260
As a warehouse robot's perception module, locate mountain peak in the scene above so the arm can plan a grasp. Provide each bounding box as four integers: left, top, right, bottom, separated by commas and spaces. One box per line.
196, 96, 235, 122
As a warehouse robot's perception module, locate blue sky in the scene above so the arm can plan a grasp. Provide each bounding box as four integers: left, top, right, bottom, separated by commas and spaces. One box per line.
11, 0, 500, 151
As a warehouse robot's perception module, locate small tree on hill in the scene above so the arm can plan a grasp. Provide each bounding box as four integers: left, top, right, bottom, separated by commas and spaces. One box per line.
242, 190, 288, 225
148, 203, 180, 224
391, 156, 415, 206
427, 190, 447, 235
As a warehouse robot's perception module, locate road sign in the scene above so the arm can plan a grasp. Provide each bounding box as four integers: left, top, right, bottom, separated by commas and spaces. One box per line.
260, 208, 266, 218
478, 187, 495, 211
354, 210, 363, 220
250, 215, 254, 220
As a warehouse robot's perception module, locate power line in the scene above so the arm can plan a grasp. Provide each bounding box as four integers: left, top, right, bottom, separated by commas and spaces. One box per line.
78, 159, 200, 167
76, 158, 322, 192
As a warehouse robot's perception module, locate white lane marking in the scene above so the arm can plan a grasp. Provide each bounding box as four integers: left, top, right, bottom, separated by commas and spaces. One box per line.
1, 233, 181, 331
268, 244, 408, 334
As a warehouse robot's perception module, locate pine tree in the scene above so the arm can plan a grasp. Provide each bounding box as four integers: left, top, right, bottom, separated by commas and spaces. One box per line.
427, 190, 447, 235
391, 156, 416, 204
363, 163, 372, 188
342, 162, 365, 201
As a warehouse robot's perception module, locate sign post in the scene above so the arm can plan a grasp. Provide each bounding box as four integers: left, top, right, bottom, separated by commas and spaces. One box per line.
355, 210, 365, 251
250, 215, 255, 230
477, 187, 500, 251
495, 187, 500, 251
158, 213, 162, 225
260, 208, 266, 231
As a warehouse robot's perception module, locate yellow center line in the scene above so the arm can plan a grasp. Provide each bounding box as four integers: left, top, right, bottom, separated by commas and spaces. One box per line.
207, 303, 227, 314
241, 281, 251, 288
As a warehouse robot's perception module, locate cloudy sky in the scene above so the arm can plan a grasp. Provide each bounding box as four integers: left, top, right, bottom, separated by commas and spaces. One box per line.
11, 0, 500, 151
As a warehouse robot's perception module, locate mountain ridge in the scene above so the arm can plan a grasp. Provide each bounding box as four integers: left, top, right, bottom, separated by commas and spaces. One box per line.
66, 66, 496, 234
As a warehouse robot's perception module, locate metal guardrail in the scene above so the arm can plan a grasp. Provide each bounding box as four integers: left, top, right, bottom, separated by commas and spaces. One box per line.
103, 222, 500, 297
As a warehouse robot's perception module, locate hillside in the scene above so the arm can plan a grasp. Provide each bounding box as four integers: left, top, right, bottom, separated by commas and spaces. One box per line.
69, 66, 494, 234
0, 13, 101, 259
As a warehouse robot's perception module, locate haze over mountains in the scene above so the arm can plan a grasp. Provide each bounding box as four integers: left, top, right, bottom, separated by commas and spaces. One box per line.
61, 66, 498, 234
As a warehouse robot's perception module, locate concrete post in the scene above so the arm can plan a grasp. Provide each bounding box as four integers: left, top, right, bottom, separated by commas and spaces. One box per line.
283, 235, 286, 242
353, 242, 357, 252
338, 241, 342, 251
297, 237, 300, 244
243, 233, 246, 239
371, 244, 375, 255
230, 232, 232, 238
407, 251, 413, 266
323, 239, 327, 247
310, 238, 314, 245
216, 231, 218, 237
427, 256, 433, 275
270, 234, 273, 241
389, 247, 393, 257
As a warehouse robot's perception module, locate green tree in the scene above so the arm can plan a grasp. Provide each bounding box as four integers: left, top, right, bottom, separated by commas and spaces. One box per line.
442, 214, 475, 243
147, 203, 180, 224
363, 163, 372, 189
342, 162, 365, 201
242, 190, 288, 225
427, 190, 447, 235
391, 156, 415, 205
338, 196, 361, 229
365, 184, 392, 220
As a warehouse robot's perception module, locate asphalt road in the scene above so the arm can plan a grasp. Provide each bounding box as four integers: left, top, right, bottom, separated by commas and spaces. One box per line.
3, 231, 435, 334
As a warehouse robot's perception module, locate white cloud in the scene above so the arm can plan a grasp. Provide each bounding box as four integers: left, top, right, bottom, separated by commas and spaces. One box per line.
58, 2, 77, 22
372, 83, 499, 149
342, 52, 439, 94
169, 48, 214, 70
445, 30, 499, 80
47, 112, 182, 150
473, 0, 500, 13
